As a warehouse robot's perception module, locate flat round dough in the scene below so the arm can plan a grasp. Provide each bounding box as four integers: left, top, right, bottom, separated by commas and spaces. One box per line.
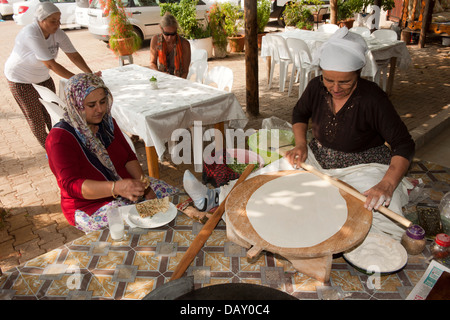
245, 172, 348, 248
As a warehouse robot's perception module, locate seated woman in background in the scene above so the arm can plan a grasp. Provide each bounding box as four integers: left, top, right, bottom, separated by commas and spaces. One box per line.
149, 12, 191, 79
45, 73, 178, 233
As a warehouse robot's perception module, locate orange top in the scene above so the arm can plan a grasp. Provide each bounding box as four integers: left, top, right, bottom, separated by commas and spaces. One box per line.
156, 33, 183, 77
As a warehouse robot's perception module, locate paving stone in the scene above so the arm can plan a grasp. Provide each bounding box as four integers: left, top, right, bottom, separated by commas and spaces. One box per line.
10, 225, 38, 246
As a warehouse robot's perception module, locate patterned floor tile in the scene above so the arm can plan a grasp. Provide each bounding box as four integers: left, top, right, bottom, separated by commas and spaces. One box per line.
1, 160, 447, 300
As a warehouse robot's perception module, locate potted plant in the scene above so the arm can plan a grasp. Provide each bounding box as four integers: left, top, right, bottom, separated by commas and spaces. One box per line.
337, 0, 360, 28
282, 0, 314, 30
100, 0, 142, 56
257, 0, 271, 48
208, 3, 228, 58
159, 0, 213, 58
222, 1, 245, 52
310, 0, 326, 26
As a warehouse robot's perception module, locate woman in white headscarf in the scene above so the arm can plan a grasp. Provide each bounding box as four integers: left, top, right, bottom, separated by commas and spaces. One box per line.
285, 27, 415, 239
4, 1, 100, 148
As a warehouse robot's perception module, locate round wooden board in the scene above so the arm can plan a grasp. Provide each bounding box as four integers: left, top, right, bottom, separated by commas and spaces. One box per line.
225, 170, 373, 258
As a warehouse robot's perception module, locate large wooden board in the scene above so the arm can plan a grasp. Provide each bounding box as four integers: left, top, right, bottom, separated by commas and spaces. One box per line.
225, 171, 372, 258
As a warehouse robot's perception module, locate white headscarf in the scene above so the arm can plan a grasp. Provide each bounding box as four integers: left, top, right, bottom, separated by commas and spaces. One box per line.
318, 27, 368, 72
35, 2, 60, 21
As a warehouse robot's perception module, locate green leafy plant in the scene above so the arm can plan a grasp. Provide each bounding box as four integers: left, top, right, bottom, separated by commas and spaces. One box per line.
337, 0, 361, 21
296, 19, 314, 30
221, 1, 244, 37
282, 0, 312, 28
257, 0, 271, 33
99, 0, 142, 54
208, 3, 228, 48
310, 0, 325, 12
159, 0, 211, 40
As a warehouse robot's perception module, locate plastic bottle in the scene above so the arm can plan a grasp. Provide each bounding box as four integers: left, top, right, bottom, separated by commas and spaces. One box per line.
430, 233, 450, 261
439, 192, 450, 234
401, 224, 426, 255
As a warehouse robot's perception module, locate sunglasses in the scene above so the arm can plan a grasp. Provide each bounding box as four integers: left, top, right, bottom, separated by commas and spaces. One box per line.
163, 31, 177, 36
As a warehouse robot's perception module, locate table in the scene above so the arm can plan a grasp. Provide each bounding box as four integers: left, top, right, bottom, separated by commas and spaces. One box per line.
66, 64, 248, 178
1, 160, 448, 301
261, 29, 412, 95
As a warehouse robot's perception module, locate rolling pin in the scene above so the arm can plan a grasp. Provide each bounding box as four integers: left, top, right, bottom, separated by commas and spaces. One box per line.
277, 145, 412, 228
299, 161, 412, 228
170, 163, 255, 281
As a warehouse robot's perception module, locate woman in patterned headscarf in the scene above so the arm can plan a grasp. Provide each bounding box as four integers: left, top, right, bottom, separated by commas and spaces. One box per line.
45, 73, 178, 233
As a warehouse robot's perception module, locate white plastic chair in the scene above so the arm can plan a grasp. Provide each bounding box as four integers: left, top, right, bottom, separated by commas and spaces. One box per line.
317, 24, 339, 33
205, 66, 233, 92
372, 29, 397, 41
371, 29, 398, 91
268, 35, 293, 92
187, 60, 208, 83
349, 26, 371, 38
33, 84, 67, 108
39, 98, 65, 126
286, 38, 320, 98
190, 48, 208, 63
187, 48, 208, 83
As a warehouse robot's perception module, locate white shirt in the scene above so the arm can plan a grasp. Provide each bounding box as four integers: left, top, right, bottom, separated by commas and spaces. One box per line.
4, 20, 77, 84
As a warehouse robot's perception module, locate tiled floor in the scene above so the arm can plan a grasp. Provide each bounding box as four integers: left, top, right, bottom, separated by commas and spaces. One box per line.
0, 160, 448, 300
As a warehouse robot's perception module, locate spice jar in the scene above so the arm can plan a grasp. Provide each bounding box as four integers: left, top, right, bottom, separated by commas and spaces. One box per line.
401, 224, 426, 255
430, 233, 450, 261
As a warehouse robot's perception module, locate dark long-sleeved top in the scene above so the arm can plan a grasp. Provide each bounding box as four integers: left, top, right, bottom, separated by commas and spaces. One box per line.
292, 76, 415, 162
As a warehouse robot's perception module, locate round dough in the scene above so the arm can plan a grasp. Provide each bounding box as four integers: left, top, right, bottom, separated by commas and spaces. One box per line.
245, 172, 348, 248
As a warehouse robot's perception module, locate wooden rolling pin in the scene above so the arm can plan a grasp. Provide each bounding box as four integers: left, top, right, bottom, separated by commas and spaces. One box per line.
170, 164, 255, 281
299, 162, 412, 228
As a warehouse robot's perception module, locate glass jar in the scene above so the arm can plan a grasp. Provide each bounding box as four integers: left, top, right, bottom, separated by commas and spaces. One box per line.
401, 224, 426, 255
430, 233, 450, 261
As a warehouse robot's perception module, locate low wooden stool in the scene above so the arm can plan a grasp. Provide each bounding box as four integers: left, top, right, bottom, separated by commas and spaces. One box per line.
119, 55, 133, 66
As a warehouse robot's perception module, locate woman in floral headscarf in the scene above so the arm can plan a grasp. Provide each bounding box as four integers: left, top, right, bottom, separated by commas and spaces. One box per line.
45, 73, 178, 233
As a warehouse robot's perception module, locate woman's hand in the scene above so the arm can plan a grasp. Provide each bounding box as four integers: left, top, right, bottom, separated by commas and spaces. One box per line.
362, 180, 395, 211
285, 144, 307, 169
114, 179, 147, 202
363, 155, 410, 211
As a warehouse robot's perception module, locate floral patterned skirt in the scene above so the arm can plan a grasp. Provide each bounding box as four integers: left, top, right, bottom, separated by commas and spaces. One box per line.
309, 138, 392, 169
74, 176, 180, 233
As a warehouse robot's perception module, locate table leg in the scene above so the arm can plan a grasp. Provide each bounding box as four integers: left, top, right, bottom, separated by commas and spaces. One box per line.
266, 57, 271, 84
386, 57, 397, 96
214, 122, 225, 151
145, 146, 160, 179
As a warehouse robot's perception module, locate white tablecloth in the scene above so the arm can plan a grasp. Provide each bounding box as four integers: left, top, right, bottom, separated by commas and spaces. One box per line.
261, 29, 411, 78
100, 64, 248, 158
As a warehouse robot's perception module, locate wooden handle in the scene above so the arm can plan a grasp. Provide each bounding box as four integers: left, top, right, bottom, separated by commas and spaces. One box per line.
300, 162, 412, 228
170, 164, 256, 281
